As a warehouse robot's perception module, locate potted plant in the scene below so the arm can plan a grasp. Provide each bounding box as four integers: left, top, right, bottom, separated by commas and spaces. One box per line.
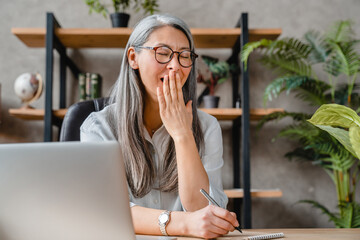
197, 55, 234, 108
241, 19, 360, 227
84, 0, 159, 27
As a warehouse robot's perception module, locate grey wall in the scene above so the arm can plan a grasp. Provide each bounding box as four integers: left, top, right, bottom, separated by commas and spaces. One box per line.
1, 0, 360, 228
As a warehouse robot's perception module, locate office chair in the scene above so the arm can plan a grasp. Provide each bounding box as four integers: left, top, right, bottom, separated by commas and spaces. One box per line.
59, 98, 109, 141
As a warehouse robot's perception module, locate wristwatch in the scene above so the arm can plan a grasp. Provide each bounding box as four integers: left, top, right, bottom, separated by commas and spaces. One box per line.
158, 210, 171, 236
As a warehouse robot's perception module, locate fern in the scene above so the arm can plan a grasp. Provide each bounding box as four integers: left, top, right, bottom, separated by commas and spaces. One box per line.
256, 111, 311, 130
241, 39, 273, 70
299, 200, 338, 224
325, 41, 360, 77
265, 38, 312, 60
284, 147, 319, 161
337, 202, 360, 228
300, 200, 360, 228
296, 79, 331, 106
263, 75, 311, 105
305, 30, 331, 64
326, 20, 355, 43
278, 122, 319, 141
260, 54, 313, 77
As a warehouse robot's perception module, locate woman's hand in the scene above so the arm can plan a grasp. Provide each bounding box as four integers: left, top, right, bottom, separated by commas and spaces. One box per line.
182, 205, 239, 239
157, 70, 193, 141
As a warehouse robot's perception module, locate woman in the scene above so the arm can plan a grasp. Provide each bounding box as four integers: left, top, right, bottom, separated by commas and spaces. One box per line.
80, 14, 239, 238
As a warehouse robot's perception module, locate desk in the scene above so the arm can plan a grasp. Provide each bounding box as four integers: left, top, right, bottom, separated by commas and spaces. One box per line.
152, 228, 360, 239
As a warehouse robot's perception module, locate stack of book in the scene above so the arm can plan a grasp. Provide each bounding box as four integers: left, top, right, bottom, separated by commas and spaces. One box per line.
78, 73, 102, 101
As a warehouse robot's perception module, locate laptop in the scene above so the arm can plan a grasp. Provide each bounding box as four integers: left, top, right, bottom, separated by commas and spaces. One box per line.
0, 141, 173, 240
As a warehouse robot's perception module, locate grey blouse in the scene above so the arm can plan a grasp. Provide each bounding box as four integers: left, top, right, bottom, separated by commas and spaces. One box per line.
80, 104, 228, 211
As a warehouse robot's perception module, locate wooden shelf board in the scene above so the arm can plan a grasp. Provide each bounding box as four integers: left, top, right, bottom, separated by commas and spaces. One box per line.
9, 108, 67, 120
200, 108, 284, 120
12, 28, 282, 48
224, 188, 283, 198
9, 108, 284, 121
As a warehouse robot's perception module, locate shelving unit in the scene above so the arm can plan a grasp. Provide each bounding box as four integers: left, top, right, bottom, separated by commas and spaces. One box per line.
10, 12, 282, 228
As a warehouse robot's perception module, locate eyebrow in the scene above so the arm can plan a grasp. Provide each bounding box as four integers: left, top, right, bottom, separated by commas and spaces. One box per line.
155, 43, 191, 51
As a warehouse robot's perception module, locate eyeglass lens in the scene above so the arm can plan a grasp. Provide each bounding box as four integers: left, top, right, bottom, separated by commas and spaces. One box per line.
155, 46, 194, 67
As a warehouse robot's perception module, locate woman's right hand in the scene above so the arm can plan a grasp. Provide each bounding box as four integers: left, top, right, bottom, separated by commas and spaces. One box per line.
184, 205, 240, 239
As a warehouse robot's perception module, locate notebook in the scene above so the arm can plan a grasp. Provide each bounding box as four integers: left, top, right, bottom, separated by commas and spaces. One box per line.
219, 230, 285, 240
0, 141, 143, 240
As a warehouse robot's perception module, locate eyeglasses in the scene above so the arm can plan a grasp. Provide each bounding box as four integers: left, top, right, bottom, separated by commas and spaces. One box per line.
135, 46, 198, 68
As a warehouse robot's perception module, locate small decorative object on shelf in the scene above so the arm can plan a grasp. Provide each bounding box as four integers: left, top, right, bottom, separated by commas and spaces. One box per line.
84, 0, 159, 27
14, 72, 43, 108
79, 72, 102, 101
197, 55, 236, 108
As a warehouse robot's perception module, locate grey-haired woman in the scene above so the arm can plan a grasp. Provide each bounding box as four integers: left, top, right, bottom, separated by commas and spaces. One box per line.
81, 14, 239, 238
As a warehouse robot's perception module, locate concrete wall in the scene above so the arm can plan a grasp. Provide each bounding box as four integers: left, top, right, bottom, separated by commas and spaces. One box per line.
1, 0, 359, 228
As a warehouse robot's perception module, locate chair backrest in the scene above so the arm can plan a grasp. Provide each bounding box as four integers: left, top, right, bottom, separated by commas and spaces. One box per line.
60, 98, 109, 141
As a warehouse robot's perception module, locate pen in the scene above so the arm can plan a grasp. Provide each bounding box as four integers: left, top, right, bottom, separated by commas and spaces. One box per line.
200, 188, 242, 233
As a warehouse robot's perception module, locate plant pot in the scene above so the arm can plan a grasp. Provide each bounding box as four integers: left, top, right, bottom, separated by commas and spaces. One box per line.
110, 13, 130, 28
203, 95, 220, 108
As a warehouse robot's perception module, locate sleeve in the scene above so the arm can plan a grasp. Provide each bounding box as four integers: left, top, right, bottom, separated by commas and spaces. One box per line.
80, 112, 117, 142
201, 118, 228, 209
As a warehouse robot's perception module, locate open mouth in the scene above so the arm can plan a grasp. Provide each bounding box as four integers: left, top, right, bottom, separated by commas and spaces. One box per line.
160, 77, 164, 82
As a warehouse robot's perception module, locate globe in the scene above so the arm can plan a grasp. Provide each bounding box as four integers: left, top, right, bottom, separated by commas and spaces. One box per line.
14, 73, 43, 106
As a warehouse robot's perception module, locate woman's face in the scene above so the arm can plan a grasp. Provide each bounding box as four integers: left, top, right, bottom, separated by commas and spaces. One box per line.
128, 26, 192, 102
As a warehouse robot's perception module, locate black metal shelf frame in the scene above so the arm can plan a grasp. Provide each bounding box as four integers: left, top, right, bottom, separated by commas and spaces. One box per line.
44, 13, 81, 141
43, 12, 252, 228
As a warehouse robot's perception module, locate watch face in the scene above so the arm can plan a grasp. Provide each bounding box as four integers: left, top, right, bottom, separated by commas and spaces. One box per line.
159, 213, 169, 223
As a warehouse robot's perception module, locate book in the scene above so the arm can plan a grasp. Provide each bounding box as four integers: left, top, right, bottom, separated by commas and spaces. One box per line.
85, 72, 91, 100
78, 73, 86, 101
90, 73, 102, 99
78, 72, 102, 101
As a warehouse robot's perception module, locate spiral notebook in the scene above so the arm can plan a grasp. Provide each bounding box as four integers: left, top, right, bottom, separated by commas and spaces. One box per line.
242, 232, 284, 240
218, 230, 285, 240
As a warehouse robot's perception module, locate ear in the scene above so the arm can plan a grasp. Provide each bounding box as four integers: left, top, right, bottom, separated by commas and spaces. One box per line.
127, 47, 139, 69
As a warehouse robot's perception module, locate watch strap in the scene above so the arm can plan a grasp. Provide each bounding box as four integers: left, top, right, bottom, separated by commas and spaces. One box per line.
159, 210, 171, 236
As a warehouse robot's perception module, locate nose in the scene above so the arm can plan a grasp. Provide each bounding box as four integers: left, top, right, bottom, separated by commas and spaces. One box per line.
166, 53, 181, 71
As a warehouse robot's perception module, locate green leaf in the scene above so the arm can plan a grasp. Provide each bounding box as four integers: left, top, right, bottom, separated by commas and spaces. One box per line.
263, 75, 310, 106
325, 41, 360, 77
308, 104, 360, 129
295, 79, 331, 106
337, 202, 360, 228
326, 20, 355, 43
256, 111, 311, 130
240, 39, 273, 70
217, 77, 227, 84
209, 61, 230, 78
314, 125, 357, 158
265, 37, 311, 60
201, 55, 218, 66
299, 200, 338, 224
260, 54, 313, 77
304, 30, 331, 64
349, 125, 360, 159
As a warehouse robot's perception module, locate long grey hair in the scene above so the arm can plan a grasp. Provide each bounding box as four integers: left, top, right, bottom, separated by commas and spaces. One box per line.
109, 14, 204, 198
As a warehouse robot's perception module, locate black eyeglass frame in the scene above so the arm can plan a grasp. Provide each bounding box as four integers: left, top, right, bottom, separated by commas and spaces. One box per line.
134, 46, 198, 68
